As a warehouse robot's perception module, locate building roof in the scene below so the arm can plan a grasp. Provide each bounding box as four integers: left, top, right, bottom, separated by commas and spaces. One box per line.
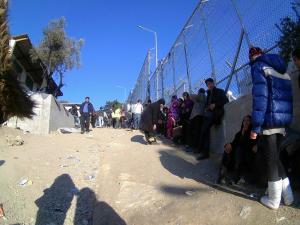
11, 34, 63, 97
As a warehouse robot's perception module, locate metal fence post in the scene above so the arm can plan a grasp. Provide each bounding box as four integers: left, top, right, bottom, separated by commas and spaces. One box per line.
147, 50, 151, 101
171, 52, 177, 94
161, 65, 164, 100
225, 29, 244, 93
202, 12, 216, 83
230, 0, 251, 47
183, 33, 192, 93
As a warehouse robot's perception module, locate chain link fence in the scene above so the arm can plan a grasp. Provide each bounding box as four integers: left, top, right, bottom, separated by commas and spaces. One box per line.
129, 0, 296, 104
127, 51, 151, 103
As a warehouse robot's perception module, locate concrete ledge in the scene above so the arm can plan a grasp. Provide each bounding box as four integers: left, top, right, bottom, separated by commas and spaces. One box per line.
7, 93, 73, 135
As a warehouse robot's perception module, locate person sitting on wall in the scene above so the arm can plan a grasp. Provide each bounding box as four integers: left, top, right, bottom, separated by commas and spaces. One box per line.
197, 78, 229, 160
217, 115, 258, 185
140, 99, 165, 144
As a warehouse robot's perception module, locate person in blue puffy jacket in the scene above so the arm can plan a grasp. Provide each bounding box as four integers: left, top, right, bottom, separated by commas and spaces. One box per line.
249, 47, 294, 210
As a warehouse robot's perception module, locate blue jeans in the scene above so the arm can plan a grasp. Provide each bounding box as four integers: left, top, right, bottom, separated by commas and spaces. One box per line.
134, 113, 141, 129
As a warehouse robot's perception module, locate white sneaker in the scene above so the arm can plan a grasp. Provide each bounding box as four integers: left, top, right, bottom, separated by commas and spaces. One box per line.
260, 180, 282, 210
282, 177, 294, 206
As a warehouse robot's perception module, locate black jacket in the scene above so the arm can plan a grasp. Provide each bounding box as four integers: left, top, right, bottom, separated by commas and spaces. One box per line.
206, 87, 229, 125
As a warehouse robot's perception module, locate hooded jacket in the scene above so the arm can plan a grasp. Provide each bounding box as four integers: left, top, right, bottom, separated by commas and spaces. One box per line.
251, 54, 293, 134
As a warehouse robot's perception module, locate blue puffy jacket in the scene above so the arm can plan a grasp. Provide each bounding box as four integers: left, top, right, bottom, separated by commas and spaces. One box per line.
251, 54, 293, 134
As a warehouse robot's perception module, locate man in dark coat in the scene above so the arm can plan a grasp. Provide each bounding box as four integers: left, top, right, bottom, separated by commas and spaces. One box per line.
79, 97, 95, 134
197, 78, 229, 160
140, 99, 165, 144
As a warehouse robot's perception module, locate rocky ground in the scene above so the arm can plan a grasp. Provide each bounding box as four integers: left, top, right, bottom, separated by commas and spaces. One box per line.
0, 127, 299, 225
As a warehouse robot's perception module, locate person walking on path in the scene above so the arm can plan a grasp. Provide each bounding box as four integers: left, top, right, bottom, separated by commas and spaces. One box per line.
140, 99, 165, 144
133, 100, 143, 129
249, 47, 294, 210
79, 97, 95, 134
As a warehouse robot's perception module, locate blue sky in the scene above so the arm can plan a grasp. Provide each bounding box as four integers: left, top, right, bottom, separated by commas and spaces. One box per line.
9, 0, 199, 108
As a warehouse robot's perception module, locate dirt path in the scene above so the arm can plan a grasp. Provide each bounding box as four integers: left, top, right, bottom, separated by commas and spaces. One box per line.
0, 127, 299, 225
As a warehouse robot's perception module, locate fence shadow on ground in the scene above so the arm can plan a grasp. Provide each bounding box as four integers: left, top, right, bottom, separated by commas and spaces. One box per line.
131, 135, 148, 145
34, 174, 126, 225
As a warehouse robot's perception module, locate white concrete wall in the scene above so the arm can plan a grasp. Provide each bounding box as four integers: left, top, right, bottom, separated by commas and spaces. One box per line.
7, 93, 74, 135
49, 97, 73, 132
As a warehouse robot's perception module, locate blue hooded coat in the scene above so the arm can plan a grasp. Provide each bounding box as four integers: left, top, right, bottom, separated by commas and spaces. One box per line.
251, 54, 293, 134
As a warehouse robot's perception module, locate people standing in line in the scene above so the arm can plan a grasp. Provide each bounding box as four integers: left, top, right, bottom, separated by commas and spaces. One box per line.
140, 99, 165, 144
182, 92, 194, 148
79, 97, 95, 134
97, 107, 104, 128
103, 110, 109, 127
249, 47, 294, 210
120, 105, 126, 128
133, 99, 143, 129
69, 105, 80, 128
167, 95, 179, 139
111, 104, 121, 129
190, 88, 206, 153
197, 78, 228, 160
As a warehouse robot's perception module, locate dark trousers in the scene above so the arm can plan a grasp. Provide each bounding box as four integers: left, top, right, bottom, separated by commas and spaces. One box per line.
112, 118, 120, 129
182, 113, 192, 146
222, 146, 256, 179
198, 116, 214, 156
80, 113, 90, 132
262, 134, 287, 182
191, 115, 203, 151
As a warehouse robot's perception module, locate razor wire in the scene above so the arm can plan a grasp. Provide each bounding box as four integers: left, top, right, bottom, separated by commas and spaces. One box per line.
129, 0, 296, 104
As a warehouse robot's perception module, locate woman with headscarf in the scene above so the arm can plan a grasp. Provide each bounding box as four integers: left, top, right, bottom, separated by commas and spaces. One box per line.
140, 99, 165, 144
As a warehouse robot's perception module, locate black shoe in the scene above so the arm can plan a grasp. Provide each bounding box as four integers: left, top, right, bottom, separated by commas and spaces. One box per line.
81, 131, 84, 134
196, 153, 209, 160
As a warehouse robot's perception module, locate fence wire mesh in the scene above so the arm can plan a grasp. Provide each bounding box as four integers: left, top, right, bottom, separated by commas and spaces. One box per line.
129, 0, 296, 104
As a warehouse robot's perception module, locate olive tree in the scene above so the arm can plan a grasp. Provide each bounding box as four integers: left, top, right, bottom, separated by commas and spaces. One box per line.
31, 17, 84, 96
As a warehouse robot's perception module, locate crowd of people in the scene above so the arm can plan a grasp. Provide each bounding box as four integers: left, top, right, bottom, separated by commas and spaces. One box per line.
138, 47, 299, 211
68, 47, 300, 211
